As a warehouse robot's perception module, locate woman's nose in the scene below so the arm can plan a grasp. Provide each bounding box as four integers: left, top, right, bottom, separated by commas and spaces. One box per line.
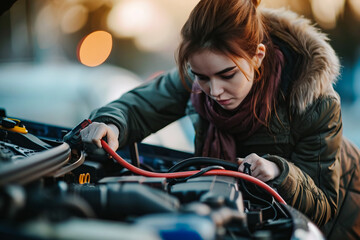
209, 79, 224, 97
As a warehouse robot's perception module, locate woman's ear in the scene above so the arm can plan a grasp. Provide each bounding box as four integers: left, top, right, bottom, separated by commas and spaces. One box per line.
253, 43, 266, 68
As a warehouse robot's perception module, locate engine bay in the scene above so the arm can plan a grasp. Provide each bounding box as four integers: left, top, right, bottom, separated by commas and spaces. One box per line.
0, 117, 324, 240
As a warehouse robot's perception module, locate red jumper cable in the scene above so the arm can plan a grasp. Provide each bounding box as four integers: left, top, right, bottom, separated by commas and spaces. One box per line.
100, 139, 286, 204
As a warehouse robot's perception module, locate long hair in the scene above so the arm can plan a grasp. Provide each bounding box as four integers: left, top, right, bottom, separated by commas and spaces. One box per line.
176, 0, 280, 126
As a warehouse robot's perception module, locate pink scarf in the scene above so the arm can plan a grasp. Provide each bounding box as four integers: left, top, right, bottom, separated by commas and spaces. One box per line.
191, 48, 284, 161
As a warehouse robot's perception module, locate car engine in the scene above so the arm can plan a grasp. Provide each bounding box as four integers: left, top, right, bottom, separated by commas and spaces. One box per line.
0, 117, 324, 240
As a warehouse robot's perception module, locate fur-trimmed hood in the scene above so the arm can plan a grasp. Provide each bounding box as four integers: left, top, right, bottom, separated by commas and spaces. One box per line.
261, 8, 341, 113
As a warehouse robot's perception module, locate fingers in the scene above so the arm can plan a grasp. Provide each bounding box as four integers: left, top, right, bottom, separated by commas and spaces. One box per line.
80, 122, 103, 148
79, 125, 91, 143
106, 128, 119, 151
251, 167, 261, 179
237, 153, 280, 182
80, 122, 119, 151
91, 125, 107, 148
237, 153, 258, 172
237, 157, 244, 172
107, 124, 120, 151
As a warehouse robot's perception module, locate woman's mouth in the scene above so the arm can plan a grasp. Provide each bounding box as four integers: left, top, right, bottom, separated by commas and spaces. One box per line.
216, 99, 231, 106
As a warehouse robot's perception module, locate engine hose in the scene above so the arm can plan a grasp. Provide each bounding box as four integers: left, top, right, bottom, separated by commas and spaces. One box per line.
100, 140, 287, 205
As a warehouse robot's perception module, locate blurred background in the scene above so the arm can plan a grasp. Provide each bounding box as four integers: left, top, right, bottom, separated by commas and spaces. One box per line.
0, 0, 360, 152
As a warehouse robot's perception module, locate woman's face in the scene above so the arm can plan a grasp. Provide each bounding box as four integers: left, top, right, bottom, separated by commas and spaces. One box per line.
188, 49, 256, 111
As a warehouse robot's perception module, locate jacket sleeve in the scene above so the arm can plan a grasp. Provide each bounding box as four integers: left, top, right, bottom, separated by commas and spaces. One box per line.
267, 96, 342, 227
89, 68, 191, 147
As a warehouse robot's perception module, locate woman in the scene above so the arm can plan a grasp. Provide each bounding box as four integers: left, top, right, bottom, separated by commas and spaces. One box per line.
80, 0, 360, 238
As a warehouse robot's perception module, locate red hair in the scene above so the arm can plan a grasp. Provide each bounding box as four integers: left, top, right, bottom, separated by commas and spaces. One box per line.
177, 0, 281, 126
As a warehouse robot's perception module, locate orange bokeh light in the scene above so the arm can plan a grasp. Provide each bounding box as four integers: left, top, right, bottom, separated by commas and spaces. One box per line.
77, 30, 113, 67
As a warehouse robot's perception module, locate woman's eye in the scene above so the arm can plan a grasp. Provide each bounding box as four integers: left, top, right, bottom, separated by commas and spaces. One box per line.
221, 72, 236, 80
196, 75, 209, 81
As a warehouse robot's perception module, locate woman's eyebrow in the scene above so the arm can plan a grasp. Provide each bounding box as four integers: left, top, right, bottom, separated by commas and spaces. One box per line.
191, 66, 237, 76
214, 66, 237, 75
190, 69, 206, 76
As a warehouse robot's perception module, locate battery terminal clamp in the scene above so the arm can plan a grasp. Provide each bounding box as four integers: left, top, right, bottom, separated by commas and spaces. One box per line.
63, 119, 92, 150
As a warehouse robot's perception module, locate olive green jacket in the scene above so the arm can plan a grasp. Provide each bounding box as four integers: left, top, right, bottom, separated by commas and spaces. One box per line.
89, 9, 360, 239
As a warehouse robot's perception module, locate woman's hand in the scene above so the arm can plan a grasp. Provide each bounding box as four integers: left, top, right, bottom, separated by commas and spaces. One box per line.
80, 122, 119, 152
237, 153, 280, 182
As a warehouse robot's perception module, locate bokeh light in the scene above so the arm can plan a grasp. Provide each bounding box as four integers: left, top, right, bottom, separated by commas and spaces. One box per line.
311, 0, 345, 29
107, 0, 156, 38
77, 31, 113, 67
35, 4, 58, 49
107, 0, 178, 52
61, 4, 88, 34
349, 0, 360, 20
